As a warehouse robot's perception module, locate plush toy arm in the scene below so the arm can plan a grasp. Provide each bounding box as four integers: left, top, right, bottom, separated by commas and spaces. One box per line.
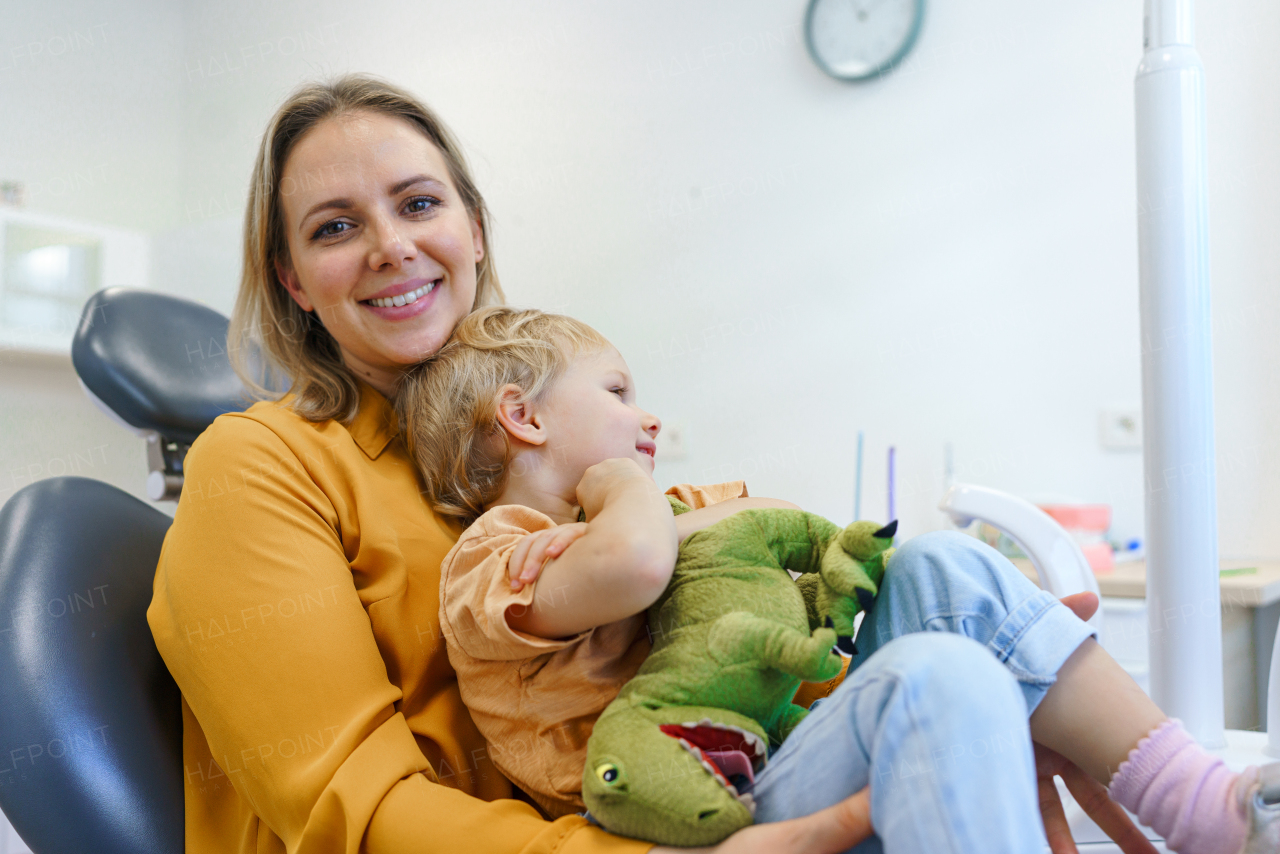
716, 508, 842, 576
771, 702, 811, 748
795, 572, 823, 632
812, 521, 896, 637
707, 611, 842, 682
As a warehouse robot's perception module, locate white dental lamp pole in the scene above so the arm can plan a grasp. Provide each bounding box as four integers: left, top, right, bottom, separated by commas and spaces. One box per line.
1135, 0, 1225, 748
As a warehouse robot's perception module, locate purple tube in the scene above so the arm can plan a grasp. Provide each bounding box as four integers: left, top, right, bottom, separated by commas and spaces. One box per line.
887, 446, 896, 525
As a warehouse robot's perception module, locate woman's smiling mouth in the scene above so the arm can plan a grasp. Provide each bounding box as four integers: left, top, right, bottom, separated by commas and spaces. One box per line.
362, 278, 440, 307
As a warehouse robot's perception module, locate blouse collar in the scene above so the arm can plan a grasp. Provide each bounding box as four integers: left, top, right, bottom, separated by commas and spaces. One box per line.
349, 379, 399, 460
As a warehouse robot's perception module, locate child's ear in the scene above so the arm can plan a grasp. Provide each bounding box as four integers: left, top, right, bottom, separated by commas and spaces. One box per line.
495, 384, 546, 446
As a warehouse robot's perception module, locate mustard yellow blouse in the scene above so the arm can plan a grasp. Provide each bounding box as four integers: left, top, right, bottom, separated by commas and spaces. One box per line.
146, 380, 653, 854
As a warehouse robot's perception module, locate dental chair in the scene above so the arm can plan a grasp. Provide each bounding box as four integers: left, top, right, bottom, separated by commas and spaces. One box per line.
0, 288, 256, 853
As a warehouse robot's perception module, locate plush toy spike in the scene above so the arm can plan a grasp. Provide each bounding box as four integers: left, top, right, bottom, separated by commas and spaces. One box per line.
582, 507, 893, 846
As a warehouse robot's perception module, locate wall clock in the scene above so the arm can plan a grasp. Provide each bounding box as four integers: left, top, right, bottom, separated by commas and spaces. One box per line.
805, 0, 925, 82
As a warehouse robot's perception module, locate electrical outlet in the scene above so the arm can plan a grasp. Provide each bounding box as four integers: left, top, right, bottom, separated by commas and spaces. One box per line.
655, 423, 687, 461
1099, 408, 1142, 451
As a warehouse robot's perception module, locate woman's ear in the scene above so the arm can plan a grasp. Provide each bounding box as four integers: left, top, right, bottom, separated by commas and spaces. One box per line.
495, 384, 545, 446
471, 216, 484, 264
275, 256, 314, 312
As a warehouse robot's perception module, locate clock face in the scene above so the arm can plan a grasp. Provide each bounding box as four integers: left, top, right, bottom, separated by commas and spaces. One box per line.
805, 0, 924, 81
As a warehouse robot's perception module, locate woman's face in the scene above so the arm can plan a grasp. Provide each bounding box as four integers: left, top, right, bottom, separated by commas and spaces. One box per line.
275, 110, 483, 395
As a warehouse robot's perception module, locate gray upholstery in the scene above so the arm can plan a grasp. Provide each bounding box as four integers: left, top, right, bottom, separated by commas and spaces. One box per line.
0, 477, 182, 854
72, 287, 256, 445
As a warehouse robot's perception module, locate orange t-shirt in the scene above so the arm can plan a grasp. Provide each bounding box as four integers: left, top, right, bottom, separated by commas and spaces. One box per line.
439, 482, 748, 819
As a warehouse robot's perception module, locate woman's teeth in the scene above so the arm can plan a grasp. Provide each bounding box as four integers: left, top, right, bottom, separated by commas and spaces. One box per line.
367, 280, 437, 308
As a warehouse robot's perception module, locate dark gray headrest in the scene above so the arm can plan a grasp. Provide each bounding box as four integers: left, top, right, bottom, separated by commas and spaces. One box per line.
0, 477, 182, 853
71, 288, 258, 445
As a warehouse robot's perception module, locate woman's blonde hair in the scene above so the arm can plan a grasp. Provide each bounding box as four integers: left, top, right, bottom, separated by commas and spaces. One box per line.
398, 306, 609, 526
228, 73, 504, 423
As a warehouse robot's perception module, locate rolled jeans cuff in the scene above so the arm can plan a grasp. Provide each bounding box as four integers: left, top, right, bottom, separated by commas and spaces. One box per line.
976, 587, 1097, 713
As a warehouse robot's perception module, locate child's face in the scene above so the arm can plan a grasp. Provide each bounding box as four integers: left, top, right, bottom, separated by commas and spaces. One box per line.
539, 346, 661, 481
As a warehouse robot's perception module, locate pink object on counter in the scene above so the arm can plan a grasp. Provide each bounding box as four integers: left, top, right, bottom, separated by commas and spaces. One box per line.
1037, 503, 1114, 575
1038, 504, 1112, 531
1081, 541, 1115, 575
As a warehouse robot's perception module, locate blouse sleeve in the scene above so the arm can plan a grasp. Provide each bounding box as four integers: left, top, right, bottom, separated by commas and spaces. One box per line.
147, 415, 651, 854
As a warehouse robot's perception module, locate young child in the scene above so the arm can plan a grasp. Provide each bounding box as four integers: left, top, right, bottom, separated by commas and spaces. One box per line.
397, 307, 1278, 853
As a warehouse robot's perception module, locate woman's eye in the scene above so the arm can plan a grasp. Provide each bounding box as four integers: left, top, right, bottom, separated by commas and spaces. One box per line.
313, 220, 351, 240
405, 196, 439, 214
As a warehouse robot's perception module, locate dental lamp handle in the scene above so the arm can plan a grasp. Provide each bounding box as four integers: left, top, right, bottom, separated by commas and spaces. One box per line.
938, 483, 1103, 631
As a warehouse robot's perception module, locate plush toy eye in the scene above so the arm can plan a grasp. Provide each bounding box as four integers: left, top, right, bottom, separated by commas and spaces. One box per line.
596, 763, 620, 785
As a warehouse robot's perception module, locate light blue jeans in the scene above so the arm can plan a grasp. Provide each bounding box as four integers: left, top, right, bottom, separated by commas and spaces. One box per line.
748, 530, 1098, 853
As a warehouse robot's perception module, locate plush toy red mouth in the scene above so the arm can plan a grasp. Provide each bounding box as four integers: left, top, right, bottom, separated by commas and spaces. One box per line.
659, 719, 766, 813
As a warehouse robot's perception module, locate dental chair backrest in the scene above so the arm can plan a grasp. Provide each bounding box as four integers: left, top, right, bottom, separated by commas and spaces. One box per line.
0, 289, 256, 852
72, 287, 260, 500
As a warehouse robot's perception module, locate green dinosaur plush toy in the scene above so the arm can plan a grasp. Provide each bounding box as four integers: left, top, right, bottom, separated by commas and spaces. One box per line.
580, 503, 896, 847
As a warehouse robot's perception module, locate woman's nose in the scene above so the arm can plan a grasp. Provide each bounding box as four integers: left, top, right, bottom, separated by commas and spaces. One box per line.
367, 215, 417, 269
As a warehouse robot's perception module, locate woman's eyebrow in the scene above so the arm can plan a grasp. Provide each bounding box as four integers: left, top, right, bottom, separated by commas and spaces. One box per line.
389, 174, 444, 195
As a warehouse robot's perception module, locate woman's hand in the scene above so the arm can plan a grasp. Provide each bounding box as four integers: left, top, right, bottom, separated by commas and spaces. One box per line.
1036, 742, 1158, 854
650, 786, 873, 854
1038, 591, 1158, 854
508, 523, 589, 590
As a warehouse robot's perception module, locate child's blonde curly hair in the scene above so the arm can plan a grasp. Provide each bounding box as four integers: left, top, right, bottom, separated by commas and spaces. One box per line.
397, 306, 610, 526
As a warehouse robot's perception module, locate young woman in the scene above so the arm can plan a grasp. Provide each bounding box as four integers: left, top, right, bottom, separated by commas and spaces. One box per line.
147, 74, 1170, 854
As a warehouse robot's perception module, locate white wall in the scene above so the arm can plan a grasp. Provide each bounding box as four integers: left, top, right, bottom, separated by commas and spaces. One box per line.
0, 1, 1277, 846
0, 0, 185, 231
0, 0, 186, 513
1, 0, 1278, 555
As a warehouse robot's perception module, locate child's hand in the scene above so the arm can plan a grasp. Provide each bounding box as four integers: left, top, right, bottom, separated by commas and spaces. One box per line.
575, 458, 659, 520
509, 523, 589, 590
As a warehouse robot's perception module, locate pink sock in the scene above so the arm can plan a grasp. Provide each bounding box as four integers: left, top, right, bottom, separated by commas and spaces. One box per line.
1108, 719, 1251, 854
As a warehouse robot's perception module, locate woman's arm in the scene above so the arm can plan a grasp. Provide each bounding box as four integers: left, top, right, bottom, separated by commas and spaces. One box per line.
505, 458, 678, 639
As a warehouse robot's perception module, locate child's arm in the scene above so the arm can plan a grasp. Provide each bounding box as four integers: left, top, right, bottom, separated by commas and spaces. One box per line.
505, 458, 678, 640
506, 497, 803, 591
